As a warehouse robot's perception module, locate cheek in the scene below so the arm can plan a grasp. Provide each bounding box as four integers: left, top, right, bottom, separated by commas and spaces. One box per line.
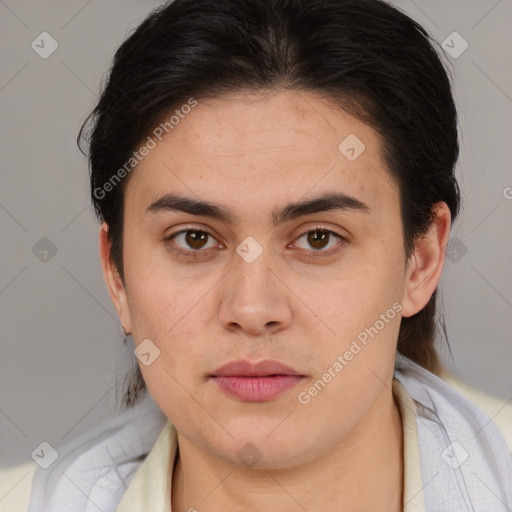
126, 277, 173, 337
126, 271, 209, 412
124, 253, 213, 373
301, 246, 403, 339
123, 230, 191, 334
294, 269, 403, 428
297, 244, 405, 407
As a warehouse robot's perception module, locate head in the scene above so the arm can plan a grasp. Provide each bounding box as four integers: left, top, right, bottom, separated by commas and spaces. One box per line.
79, 0, 459, 468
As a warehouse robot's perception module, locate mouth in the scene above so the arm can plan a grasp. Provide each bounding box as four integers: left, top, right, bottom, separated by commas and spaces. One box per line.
209, 359, 306, 402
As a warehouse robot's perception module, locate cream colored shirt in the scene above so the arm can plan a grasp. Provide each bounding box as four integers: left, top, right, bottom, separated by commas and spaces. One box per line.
115, 379, 425, 512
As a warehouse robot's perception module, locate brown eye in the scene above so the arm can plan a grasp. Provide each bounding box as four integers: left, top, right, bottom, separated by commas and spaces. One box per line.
307, 230, 330, 250
167, 229, 217, 252
293, 228, 345, 255
184, 230, 209, 249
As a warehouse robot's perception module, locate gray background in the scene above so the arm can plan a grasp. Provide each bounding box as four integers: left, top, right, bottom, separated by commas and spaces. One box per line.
1, 0, 511, 467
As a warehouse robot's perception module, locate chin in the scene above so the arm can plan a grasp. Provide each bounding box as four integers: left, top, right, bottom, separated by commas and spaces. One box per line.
205, 429, 317, 470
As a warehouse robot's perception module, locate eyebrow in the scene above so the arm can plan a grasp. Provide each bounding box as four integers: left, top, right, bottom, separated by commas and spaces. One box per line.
145, 191, 371, 226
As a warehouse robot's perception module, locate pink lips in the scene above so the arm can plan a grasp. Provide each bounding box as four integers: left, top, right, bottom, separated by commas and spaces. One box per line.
210, 359, 305, 402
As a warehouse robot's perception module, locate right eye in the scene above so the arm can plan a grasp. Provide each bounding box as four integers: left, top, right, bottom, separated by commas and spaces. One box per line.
164, 228, 222, 258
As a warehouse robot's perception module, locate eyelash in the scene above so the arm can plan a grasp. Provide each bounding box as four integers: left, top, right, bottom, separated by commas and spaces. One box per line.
164, 225, 347, 260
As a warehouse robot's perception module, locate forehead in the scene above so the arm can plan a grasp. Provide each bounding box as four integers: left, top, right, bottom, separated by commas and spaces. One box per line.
127, 90, 399, 221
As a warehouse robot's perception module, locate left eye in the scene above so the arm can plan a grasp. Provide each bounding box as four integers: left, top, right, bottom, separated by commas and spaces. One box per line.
293, 229, 343, 252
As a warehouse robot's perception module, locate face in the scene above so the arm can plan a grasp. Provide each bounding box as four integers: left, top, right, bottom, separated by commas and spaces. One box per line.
101, 89, 443, 469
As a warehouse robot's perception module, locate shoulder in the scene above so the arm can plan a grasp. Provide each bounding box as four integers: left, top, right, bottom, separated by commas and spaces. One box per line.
394, 354, 512, 510
439, 368, 512, 454
19, 393, 168, 512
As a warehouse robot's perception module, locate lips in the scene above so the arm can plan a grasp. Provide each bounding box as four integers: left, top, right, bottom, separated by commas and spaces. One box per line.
211, 359, 302, 378
210, 359, 305, 402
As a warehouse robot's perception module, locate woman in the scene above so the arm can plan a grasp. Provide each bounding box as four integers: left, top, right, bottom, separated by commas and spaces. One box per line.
14, 0, 512, 510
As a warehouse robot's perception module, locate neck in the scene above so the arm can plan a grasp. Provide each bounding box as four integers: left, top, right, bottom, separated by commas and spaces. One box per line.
171, 382, 403, 512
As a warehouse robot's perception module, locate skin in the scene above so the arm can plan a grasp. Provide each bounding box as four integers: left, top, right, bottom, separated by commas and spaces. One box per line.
99, 89, 451, 511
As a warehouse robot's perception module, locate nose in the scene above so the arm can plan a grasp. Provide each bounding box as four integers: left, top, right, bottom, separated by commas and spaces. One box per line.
217, 254, 293, 337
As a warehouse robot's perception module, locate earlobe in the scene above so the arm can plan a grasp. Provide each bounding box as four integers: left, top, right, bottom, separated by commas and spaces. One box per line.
401, 202, 451, 318
98, 222, 133, 332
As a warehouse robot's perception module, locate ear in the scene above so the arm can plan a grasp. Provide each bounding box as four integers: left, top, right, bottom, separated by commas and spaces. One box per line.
99, 222, 133, 333
401, 202, 452, 318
